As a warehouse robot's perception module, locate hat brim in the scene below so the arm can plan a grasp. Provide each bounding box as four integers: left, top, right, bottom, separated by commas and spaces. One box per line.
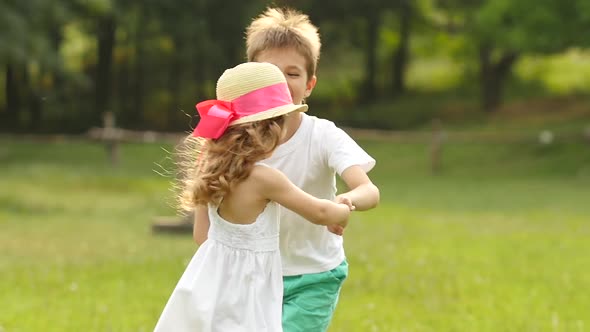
229, 104, 308, 126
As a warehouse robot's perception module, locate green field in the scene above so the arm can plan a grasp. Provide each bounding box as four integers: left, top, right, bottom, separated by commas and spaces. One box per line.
1, 132, 589, 331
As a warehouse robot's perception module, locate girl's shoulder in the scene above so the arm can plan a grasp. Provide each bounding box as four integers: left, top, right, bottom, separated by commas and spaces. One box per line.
249, 164, 288, 190
250, 162, 280, 180
253, 161, 272, 168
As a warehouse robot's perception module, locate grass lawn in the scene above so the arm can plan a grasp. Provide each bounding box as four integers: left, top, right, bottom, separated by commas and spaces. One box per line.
0, 133, 589, 331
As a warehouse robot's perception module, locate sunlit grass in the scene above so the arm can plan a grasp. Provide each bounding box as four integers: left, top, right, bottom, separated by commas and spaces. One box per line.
0, 136, 589, 331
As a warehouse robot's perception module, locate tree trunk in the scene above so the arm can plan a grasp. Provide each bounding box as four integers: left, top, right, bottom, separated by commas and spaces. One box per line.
50, 24, 66, 104
132, 8, 146, 129
29, 90, 42, 131
168, 38, 183, 129
479, 44, 518, 112
361, 8, 380, 102
28, 70, 41, 132
193, 19, 208, 103
95, 14, 116, 126
5, 64, 20, 131
392, 0, 411, 95
115, 54, 132, 126
18, 66, 43, 132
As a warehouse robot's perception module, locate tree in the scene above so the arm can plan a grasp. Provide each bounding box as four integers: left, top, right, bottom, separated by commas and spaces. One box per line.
299, 0, 397, 102
95, 12, 116, 125
436, 0, 590, 111
0, 0, 69, 131
391, 0, 413, 95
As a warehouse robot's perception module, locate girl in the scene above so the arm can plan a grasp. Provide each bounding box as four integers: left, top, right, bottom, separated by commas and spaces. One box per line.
154, 62, 352, 332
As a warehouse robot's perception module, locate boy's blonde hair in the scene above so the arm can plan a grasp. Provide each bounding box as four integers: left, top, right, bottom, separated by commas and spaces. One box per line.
246, 7, 321, 79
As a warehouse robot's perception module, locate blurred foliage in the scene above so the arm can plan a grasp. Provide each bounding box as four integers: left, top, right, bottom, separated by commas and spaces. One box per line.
0, 0, 589, 132
516, 49, 590, 94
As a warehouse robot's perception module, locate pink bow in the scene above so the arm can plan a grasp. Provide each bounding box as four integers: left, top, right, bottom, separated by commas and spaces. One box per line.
192, 100, 236, 139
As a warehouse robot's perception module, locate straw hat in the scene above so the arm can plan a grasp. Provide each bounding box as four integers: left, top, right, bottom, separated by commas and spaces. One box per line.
193, 62, 308, 139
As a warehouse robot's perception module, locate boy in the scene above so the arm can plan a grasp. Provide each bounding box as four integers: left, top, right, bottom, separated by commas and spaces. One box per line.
193, 7, 380, 332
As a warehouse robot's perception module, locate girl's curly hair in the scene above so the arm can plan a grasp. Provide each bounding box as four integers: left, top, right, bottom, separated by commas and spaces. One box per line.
178, 116, 285, 210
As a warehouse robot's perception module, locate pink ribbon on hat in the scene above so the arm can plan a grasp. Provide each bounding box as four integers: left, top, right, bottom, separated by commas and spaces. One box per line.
192, 100, 235, 139
193, 82, 292, 139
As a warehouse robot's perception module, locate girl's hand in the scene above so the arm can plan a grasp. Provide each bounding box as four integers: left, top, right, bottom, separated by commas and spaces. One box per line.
326, 199, 353, 236
327, 223, 345, 236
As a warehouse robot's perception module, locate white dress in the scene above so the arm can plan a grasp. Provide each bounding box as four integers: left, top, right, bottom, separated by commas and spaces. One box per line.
154, 202, 283, 332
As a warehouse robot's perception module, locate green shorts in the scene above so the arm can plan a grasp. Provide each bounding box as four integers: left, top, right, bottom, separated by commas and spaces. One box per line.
282, 260, 349, 332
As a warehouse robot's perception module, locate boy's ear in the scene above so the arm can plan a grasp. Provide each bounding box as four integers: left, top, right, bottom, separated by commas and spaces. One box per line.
305, 75, 317, 97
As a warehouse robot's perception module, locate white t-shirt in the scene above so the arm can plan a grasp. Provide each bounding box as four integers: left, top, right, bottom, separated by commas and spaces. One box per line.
263, 113, 376, 276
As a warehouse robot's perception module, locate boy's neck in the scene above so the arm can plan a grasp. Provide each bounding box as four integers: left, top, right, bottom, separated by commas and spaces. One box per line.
282, 112, 303, 143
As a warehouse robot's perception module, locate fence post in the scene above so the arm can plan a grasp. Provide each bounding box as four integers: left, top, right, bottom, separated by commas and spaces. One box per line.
431, 118, 443, 175
103, 112, 119, 166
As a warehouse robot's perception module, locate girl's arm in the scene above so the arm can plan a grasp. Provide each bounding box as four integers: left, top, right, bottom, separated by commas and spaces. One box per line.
192, 205, 210, 245
252, 166, 351, 226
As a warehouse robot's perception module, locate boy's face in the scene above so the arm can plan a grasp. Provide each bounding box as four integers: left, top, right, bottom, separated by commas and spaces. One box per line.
256, 48, 316, 105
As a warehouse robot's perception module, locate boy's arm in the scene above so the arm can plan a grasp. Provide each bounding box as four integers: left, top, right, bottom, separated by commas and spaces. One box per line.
320, 122, 378, 210
327, 165, 378, 236
193, 205, 210, 245
338, 165, 380, 211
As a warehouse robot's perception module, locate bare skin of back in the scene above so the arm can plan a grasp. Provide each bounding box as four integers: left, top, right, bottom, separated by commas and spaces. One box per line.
215, 165, 351, 227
